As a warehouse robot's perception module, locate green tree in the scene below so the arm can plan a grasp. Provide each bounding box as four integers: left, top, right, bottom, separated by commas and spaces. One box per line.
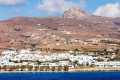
34, 66, 39, 71
73, 61, 78, 68
40, 66, 44, 71
20, 65, 26, 71
15, 65, 20, 71
115, 49, 119, 54
89, 64, 94, 67
2, 65, 8, 71
73, 61, 78, 64
52, 60, 59, 63
70, 53, 76, 56
52, 66, 56, 71
64, 65, 69, 71
45, 66, 50, 71
28, 65, 33, 71
86, 62, 89, 66
36, 60, 42, 65
9, 66, 15, 71
0, 65, 1, 71
57, 65, 62, 71
112, 56, 120, 61
97, 58, 104, 62
104, 51, 109, 57
79, 64, 84, 67
19, 60, 23, 63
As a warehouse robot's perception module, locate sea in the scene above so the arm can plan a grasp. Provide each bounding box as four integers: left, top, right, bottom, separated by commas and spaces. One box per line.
0, 72, 120, 80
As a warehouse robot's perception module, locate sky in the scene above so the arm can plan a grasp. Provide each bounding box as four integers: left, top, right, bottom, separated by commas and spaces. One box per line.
0, 0, 120, 20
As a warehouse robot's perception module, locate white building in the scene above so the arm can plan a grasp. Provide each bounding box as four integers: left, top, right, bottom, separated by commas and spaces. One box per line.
69, 55, 96, 66
2, 50, 17, 55
94, 62, 120, 68
18, 49, 31, 54
40, 61, 74, 68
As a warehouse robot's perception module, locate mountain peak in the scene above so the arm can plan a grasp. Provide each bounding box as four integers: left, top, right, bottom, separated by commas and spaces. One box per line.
69, 7, 79, 11
63, 7, 88, 19
69, 7, 85, 13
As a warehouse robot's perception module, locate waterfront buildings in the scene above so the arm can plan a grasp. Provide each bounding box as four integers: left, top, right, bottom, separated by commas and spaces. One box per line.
0, 49, 120, 68
94, 62, 120, 68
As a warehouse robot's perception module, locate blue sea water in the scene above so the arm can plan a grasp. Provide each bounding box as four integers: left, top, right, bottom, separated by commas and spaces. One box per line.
0, 72, 120, 80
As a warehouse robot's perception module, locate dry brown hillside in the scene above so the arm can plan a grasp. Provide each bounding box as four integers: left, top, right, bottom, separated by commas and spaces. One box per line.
0, 7, 120, 52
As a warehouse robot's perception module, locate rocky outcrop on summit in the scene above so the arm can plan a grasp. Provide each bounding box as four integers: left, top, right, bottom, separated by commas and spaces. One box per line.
63, 7, 120, 26
63, 7, 89, 20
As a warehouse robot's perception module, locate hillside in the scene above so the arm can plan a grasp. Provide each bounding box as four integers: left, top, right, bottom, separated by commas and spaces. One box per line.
0, 7, 120, 52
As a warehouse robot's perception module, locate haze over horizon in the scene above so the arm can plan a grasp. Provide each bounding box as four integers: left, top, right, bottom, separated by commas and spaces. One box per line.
0, 0, 120, 20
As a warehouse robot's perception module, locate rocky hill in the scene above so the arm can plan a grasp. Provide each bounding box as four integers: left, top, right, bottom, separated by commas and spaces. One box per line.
63, 7, 88, 19
63, 7, 120, 25
0, 7, 120, 52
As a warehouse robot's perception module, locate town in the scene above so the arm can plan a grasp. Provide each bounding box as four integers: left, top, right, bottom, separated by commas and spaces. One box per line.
0, 47, 120, 72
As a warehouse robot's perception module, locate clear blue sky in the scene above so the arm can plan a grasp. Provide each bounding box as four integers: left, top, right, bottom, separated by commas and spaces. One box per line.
0, 0, 119, 20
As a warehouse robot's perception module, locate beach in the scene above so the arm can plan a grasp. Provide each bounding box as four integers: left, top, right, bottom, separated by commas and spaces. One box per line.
1, 67, 120, 73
